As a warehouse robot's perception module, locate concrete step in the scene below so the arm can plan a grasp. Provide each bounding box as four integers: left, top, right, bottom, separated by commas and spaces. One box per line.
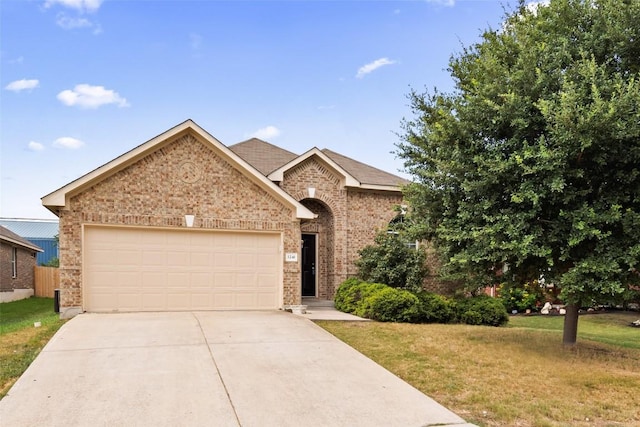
302, 298, 335, 308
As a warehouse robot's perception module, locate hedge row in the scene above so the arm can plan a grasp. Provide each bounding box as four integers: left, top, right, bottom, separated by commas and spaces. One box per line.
334, 278, 508, 326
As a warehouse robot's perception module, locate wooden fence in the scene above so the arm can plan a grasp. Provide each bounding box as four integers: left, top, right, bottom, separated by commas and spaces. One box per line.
34, 266, 59, 298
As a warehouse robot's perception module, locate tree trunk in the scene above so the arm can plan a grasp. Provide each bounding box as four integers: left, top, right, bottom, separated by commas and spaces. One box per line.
562, 303, 579, 346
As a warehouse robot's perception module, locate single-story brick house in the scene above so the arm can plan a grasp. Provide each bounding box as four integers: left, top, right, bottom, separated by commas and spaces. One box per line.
42, 120, 407, 317
0, 226, 43, 303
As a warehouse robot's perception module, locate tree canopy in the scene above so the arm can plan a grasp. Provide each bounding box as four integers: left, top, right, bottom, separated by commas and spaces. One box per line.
397, 0, 640, 341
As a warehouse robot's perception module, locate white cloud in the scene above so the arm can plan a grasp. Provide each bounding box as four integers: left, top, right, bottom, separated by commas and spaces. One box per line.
44, 0, 103, 13
56, 13, 92, 29
53, 137, 84, 149
28, 141, 45, 151
356, 58, 396, 79
526, 0, 550, 14
250, 126, 281, 140
8, 56, 24, 65
426, 0, 455, 6
427, 0, 456, 7
5, 79, 40, 92
57, 84, 129, 109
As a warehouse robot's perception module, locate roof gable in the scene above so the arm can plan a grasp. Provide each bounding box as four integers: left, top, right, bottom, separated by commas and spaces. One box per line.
41, 120, 315, 220
268, 148, 361, 186
0, 226, 43, 252
268, 148, 405, 192
229, 138, 407, 191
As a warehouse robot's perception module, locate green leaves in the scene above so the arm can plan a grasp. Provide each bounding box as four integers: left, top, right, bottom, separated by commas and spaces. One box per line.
397, 0, 640, 305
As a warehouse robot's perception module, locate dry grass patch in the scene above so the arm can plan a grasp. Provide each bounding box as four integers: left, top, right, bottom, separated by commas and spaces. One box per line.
317, 318, 640, 427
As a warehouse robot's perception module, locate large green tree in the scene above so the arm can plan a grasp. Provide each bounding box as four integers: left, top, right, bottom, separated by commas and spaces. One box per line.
397, 0, 640, 345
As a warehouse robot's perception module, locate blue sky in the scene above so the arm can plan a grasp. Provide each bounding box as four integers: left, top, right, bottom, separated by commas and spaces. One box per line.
1, 0, 520, 219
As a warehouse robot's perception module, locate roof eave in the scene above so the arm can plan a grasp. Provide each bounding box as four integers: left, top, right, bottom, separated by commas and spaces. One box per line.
0, 236, 43, 252
356, 184, 405, 192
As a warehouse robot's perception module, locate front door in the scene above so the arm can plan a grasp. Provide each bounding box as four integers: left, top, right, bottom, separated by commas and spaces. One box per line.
301, 234, 316, 297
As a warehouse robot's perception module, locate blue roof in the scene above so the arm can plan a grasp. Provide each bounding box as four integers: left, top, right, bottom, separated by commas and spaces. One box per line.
0, 218, 59, 239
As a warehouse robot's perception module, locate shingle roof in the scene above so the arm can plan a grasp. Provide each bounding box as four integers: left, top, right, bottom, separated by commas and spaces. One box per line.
229, 139, 407, 188
0, 219, 59, 239
321, 149, 409, 187
229, 138, 298, 175
0, 226, 43, 252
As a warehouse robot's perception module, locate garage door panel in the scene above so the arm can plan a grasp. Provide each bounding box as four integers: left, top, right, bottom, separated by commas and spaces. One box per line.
84, 227, 281, 312
213, 253, 234, 268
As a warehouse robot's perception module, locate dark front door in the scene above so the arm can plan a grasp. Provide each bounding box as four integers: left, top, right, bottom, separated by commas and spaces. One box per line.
301, 234, 316, 297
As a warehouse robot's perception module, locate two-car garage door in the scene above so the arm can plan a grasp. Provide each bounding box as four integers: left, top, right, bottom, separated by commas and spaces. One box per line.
83, 227, 281, 312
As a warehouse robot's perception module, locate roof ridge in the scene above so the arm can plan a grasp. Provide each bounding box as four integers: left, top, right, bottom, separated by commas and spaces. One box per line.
230, 138, 299, 157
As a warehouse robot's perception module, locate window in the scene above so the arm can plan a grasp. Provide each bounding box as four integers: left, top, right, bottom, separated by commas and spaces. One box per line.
388, 213, 419, 250
11, 247, 17, 278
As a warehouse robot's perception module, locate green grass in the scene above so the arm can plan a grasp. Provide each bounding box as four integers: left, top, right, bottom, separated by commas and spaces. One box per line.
317, 312, 640, 427
0, 297, 66, 399
509, 312, 640, 349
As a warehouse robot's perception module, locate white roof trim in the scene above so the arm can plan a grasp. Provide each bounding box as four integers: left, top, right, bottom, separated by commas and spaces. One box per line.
359, 184, 404, 192
0, 235, 43, 252
268, 147, 362, 187
42, 120, 316, 220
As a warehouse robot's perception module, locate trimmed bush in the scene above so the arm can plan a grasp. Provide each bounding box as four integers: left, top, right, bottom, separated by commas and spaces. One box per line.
358, 287, 420, 322
334, 278, 364, 313
456, 295, 509, 327
416, 292, 456, 323
334, 279, 387, 315
333, 279, 509, 326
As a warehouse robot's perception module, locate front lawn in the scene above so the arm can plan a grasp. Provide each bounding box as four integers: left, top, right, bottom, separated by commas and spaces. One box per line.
317, 312, 640, 427
0, 297, 66, 399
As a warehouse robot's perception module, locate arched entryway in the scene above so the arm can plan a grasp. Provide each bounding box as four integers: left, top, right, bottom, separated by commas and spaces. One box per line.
299, 199, 334, 299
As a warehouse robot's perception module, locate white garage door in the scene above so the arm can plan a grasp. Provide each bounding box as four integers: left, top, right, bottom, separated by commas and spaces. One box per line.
84, 227, 281, 312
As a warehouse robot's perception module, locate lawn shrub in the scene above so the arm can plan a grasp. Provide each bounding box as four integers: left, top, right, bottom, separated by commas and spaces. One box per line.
334, 280, 509, 326
358, 287, 420, 322
334, 279, 387, 315
416, 292, 456, 323
498, 281, 547, 312
456, 295, 509, 327
333, 278, 364, 313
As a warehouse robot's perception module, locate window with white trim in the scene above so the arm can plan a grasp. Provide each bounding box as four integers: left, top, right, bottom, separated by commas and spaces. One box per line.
11, 247, 18, 278
388, 212, 419, 250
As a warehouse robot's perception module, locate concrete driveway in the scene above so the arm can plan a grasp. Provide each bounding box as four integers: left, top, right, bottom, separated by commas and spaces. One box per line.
0, 311, 474, 427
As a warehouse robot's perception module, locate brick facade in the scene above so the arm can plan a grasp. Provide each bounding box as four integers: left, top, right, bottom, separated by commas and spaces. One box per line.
280, 158, 403, 298
52, 123, 404, 312
58, 133, 301, 310
0, 242, 37, 291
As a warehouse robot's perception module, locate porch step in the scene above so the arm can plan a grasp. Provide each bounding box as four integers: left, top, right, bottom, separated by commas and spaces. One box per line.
302, 298, 335, 308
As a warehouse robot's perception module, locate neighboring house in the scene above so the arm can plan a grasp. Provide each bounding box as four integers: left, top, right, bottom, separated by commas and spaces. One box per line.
0, 218, 59, 265
0, 226, 43, 302
42, 120, 407, 316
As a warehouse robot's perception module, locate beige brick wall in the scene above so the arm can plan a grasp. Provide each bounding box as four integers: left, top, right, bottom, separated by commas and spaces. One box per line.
346, 189, 403, 277
280, 158, 347, 298
279, 157, 403, 298
58, 133, 301, 310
